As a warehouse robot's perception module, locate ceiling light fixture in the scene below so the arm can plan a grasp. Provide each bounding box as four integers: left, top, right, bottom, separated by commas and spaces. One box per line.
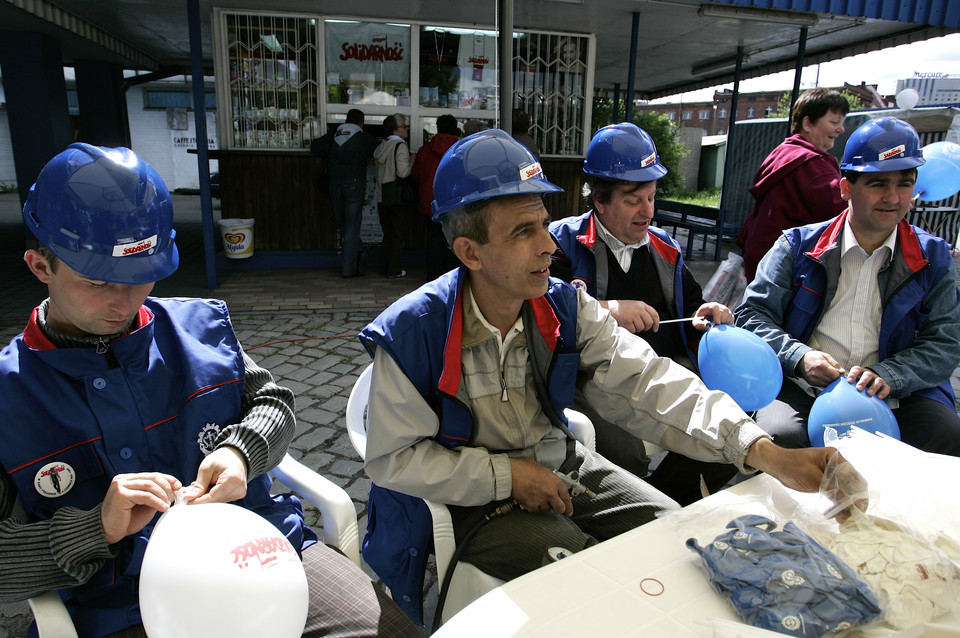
698, 4, 819, 27
691, 54, 751, 76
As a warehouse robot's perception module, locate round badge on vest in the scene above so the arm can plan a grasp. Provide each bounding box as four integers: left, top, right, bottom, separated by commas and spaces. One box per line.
571, 279, 588, 291
34, 461, 77, 498
197, 422, 222, 455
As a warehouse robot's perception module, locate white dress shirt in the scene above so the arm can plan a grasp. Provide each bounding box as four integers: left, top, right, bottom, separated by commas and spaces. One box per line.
808, 219, 897, 372
594, 215, 649, 272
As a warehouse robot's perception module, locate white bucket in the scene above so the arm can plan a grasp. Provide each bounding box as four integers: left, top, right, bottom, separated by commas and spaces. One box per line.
218, 218, 255, 259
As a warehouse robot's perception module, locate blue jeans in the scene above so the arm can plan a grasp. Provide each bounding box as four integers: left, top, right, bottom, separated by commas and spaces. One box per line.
330, 179, 365, 277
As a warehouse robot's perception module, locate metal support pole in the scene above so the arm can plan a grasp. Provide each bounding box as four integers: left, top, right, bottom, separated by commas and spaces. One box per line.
716, 45, 744, 261
613, 83, 621, 124
625, 12, 640, 122
497, 0, 513, 132
787, 26, 808, 134
187, 0, 217, 289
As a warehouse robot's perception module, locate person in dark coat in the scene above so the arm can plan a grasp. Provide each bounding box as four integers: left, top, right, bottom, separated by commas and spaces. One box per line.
737, 89, 850, 281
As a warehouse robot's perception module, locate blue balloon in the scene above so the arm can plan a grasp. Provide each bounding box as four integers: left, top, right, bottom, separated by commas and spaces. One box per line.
807, 377, 900, 447
914, 141, 960, 202
698, 324, 783, 412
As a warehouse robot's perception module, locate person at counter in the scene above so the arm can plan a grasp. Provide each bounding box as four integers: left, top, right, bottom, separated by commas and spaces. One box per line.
311, 108, 378, 278
356, 129, 854, 622
374, 113, 413, 279
412, 114, 462, 280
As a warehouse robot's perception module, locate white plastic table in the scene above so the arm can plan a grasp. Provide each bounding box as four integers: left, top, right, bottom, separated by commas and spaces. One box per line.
433, 472, 960, 638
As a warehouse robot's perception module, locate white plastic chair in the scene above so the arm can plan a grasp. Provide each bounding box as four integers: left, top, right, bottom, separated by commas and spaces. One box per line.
345, 363, 595, 623
26, 452, 360, 638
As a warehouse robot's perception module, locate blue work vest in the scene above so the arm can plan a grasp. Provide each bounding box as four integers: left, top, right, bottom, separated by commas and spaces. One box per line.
0, 297, 314, 638
781, 214, 955, 408
358, 268, 580, 623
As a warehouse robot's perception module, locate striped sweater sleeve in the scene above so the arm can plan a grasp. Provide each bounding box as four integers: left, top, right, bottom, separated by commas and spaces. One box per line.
0, 471, 115, 602
213, 350, 296, 480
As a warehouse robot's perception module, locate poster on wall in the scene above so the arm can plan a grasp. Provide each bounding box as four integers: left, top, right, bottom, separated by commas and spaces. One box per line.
325, 21, 411, 105
360, 164, 383, 245
456, 33, 498, 110
171, 112, 219, 191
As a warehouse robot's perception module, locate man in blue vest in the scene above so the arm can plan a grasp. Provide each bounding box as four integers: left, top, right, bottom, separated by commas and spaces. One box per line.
737, 117, 960, 454
550, 123, 737, 505
0, 144, 420, 638
358, 129, 853, 624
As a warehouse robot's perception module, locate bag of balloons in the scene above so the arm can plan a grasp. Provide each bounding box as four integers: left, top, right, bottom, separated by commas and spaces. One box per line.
914, 141, 960, 202
698, 324, 783, 412
139, 501, 309, 638
807, 377, 900, 447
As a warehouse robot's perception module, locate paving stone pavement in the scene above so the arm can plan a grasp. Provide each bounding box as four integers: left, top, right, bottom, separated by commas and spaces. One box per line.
3, 191, 960, 637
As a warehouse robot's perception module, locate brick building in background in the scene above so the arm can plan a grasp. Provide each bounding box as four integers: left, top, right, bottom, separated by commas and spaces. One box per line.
636, 83, 887, 135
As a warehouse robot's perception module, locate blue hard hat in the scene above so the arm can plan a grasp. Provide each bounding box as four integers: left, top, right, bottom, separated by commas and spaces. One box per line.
840, 117, 925, 173
583, 122, 668, 182
23, 143, 179, 285
431, 128, 563, 221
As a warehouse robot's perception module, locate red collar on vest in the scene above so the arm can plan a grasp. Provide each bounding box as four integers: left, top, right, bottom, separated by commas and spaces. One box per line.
807, 212, 928, 272
23, 305, 154, 350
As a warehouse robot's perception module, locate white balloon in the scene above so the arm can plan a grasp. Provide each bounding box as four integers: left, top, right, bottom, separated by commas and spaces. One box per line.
896, 88, 920, 110
139, 502, 309, 638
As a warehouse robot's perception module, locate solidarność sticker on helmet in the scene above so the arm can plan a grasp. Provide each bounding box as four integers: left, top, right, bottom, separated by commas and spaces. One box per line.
519, 162, 543, 181
880, 145, 906, 161
112, 234, 158, 257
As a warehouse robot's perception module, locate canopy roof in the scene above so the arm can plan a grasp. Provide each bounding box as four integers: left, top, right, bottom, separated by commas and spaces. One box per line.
0, 0, 956, 99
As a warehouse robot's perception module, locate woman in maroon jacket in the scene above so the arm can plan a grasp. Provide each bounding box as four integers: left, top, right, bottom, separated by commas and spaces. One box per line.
737, 89, 850, 281
412, 114, 462, 279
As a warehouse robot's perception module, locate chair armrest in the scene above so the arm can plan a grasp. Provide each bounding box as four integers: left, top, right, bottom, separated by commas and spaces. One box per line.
563, 409, 596, 452
424, 499, 457, 585
271, 454, 361, 566
28, 591, 78, 638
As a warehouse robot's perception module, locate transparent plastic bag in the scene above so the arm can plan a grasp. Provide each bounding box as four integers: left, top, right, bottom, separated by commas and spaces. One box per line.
703, 252, 745, 306
800, 429, 960, 630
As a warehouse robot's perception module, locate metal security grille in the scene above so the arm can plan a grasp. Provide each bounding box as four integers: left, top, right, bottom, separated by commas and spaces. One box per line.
222, 12, 321, 149
513, 31, 590, 156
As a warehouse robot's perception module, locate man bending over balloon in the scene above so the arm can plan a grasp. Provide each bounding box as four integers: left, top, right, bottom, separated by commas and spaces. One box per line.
549, 123, 737, 505
736, 117, 960, 456
0, 144, 422, 638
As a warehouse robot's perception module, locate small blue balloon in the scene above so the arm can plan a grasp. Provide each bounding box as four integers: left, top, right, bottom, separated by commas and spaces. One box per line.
698, 324, 783, 412
807, 377, 900, 447
914, 141, 960, 202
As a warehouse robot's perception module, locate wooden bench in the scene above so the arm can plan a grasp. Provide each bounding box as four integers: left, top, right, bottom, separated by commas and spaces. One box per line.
652, 199, 732, 261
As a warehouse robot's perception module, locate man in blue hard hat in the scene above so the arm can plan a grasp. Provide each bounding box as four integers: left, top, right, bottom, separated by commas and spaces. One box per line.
0, 144, 421, 638
737, 117, 960, 454
356, 129, 855, 624
550, 122, 738, 505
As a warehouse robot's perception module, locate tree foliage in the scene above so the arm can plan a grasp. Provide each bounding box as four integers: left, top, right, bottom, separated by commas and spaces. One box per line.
592, 98, 686, 196
768, 88, 864, 119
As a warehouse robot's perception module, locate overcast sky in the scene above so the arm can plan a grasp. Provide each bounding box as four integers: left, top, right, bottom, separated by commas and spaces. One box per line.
651, 32, 960, 104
